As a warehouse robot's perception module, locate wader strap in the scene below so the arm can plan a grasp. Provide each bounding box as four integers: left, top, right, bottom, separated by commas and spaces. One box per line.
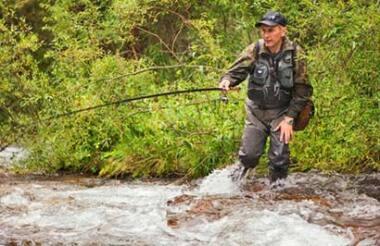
292, 41, 297, 78
255, 41, 260, 60
249, 41, 261, 74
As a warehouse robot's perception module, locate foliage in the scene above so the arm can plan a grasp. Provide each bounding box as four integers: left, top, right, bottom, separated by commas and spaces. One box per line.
1, 0, 379, 178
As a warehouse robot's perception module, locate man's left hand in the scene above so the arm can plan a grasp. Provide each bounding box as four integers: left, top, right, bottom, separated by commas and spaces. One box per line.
274, 116, 294, 144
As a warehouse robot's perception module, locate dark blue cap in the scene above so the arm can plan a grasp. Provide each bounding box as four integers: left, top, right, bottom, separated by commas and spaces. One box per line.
255, 11, 288, 27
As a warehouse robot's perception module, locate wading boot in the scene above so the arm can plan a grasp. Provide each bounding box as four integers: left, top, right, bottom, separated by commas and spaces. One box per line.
230, 165, 250, 182
269, 169, 288, 188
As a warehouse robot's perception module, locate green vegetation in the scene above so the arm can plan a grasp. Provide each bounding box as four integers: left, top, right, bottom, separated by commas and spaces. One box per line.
1, 0, 379, 178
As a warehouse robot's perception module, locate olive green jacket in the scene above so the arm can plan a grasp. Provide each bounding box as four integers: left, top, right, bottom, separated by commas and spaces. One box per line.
220, 37, 313, 118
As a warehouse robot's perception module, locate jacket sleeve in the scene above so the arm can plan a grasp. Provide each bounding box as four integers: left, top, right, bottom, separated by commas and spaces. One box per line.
286, 45, 313, 118
219, 44, 256, 87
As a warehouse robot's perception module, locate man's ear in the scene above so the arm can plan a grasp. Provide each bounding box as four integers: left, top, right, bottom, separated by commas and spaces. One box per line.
281, 26, 287, 37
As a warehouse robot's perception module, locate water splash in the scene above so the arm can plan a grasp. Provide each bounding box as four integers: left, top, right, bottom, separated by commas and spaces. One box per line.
194, 165, 242, 196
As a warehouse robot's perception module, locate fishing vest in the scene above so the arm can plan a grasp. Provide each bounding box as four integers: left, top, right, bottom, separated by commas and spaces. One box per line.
248, 40, 296, 109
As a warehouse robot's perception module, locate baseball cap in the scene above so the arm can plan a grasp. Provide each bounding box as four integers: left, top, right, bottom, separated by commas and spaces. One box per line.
255, 11, 288, 27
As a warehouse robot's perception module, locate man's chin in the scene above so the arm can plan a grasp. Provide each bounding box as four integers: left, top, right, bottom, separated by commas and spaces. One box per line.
264, 42, 273, 48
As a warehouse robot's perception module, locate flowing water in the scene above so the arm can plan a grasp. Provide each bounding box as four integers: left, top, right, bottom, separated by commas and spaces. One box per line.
0, 148, 379, 245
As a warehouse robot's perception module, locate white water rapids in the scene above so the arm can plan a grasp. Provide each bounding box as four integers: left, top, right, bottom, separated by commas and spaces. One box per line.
0, 148, 379, 245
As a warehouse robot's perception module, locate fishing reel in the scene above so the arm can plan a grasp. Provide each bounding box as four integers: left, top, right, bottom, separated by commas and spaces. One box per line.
219, 87, 240, 104
220, 93, 229, 104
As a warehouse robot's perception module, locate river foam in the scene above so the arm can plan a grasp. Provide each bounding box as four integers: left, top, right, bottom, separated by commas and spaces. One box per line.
1, 167, 379, 245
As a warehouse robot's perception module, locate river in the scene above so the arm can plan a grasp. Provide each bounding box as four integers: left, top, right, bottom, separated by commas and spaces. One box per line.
0, 148, 379, 245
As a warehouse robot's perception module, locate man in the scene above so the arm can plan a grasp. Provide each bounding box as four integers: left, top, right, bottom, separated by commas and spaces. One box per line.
219, 11, 313, 183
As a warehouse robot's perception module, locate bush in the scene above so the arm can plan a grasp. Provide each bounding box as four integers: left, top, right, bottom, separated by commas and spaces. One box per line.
1, 0, 378, 177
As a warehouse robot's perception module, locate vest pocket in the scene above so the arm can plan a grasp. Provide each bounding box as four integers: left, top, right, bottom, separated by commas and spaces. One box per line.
251, 63, 269, 85
278, 55, 293, 88
279, 68, 293, 88
247, 87, 265, 105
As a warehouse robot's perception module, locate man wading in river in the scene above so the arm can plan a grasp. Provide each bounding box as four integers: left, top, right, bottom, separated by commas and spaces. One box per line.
219, 11, 313, 184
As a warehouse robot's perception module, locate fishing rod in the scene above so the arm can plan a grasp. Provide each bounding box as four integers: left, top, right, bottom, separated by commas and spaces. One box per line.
45, 87, 240, 121
2, 87, 240, 147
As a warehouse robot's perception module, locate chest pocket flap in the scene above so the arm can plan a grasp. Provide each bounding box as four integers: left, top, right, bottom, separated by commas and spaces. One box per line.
252, 62, 269, 85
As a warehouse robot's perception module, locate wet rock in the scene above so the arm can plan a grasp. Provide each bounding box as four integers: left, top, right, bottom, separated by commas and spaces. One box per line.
167, 195, 250, 228
274, 193, 332, 208
167, 217, 179, 227
0, 169, 10, 182
355, 175, 380, 201
6, 239, 42, 246
167, 194, 195, 206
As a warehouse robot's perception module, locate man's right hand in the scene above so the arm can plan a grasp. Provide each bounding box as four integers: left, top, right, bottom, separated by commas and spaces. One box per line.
219, 79, 231, 91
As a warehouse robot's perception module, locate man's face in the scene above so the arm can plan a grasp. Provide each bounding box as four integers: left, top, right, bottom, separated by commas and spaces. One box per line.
260, 25, 286, 50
